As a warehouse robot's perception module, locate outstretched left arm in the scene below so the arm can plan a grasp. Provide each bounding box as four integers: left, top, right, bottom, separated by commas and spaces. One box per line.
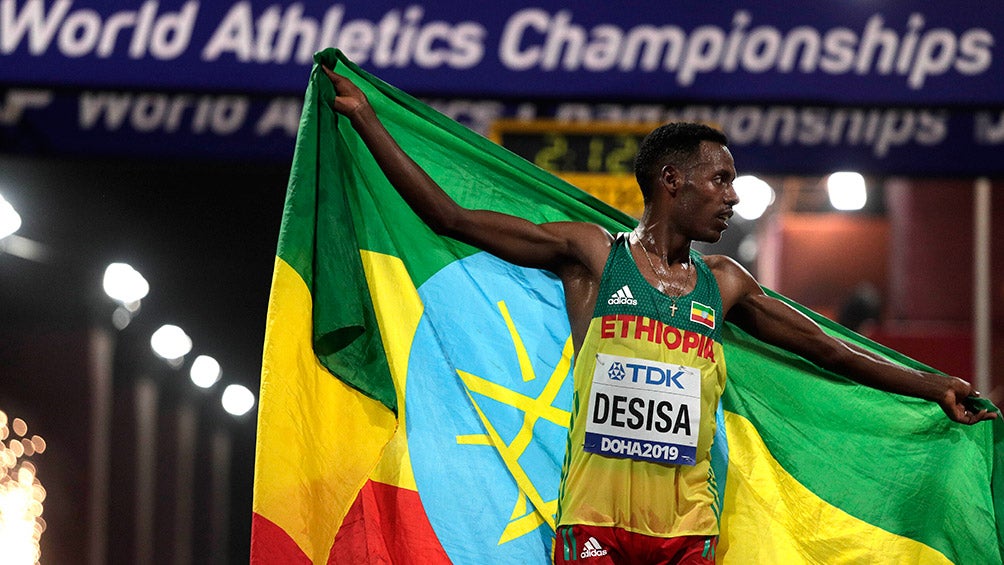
709, 255, 996, 425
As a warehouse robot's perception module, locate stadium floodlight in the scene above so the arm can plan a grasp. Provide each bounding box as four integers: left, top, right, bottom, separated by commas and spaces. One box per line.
190, 355, 222, 389
221, 384, 255, 417
102, 263, 149, 304
733, 175, 775, 220
150, 324, 192, 361
0, 193, 22, 240
827, 172, 867, 211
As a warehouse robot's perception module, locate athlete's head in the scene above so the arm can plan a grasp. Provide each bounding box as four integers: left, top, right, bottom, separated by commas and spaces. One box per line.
634, 123, 729, 203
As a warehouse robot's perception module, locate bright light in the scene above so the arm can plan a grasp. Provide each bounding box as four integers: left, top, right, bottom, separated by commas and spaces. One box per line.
102, 263, 149, 304
190, 355, 222, 389
0, 194, 21, 240
827, 172, 867, 211
221, 384, 255, 416
150, 325, 192, 361
733, 175, 775, 220
0, 411, 45, 565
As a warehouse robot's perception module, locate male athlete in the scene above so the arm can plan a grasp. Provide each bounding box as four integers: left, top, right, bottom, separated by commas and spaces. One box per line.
322, 66, 995, 564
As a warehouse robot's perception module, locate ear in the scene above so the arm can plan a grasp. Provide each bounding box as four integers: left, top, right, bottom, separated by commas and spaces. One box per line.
659, 164, 683, 196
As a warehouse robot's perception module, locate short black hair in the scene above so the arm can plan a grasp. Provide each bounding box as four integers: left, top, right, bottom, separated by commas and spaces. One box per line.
633, 122, 728, 202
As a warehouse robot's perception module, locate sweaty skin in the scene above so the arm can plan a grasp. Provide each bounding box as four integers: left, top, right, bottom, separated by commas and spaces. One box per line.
322, 64, 995, 426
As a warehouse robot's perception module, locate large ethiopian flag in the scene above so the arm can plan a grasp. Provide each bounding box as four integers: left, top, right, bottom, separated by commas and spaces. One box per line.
251, 49, 1003, 564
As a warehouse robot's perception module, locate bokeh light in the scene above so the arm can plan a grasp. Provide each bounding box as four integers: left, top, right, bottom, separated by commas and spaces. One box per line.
150, 324, 192, 361
827, 171, 867, 211
190, 355, 222, 389
733, 175, 775, 220
0, 194, 21, 240
0, 410, 46, 565
221, 385, 255, 417
102, 263, 149, 304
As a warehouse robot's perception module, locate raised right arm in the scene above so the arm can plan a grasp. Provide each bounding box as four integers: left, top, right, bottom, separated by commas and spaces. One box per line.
322, 66, 607, 275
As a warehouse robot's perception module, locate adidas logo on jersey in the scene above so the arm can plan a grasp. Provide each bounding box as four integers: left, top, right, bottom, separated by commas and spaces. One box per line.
580, 536, 609, 558
607, 285, 638, 306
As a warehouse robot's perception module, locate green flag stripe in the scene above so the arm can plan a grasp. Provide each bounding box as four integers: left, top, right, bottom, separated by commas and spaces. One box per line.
315, 50, 635, 288
722, 322, 1001, 563
272, 53, 397, 413
760, 284, 999, 561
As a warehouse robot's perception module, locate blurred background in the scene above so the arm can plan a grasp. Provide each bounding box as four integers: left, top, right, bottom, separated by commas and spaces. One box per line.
1, 1, 1002, 563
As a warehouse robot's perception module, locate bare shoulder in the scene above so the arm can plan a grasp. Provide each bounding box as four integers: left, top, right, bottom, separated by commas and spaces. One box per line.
702, 254, 763, 313
541, 221, 615, 270
703, 254, 751, 279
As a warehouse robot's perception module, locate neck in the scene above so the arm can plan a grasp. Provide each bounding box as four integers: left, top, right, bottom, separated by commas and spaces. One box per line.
635, 214, 691, 266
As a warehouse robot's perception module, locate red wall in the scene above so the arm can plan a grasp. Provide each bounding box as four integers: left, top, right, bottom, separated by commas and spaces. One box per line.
758, 213, 889, 321
756, 179, 1002, 398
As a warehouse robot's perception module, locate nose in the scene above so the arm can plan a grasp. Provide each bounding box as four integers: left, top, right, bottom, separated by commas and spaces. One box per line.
725, 182, 739, 206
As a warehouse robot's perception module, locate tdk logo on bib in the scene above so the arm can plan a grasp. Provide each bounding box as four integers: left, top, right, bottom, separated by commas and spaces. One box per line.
607, 362, 626, 381
622, 362, 687, 388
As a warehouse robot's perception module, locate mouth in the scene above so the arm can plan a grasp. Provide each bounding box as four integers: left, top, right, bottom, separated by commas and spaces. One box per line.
716, 209, 734, 226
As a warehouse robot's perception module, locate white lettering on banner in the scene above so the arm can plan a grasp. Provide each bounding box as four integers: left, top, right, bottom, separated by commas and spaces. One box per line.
55, 92, 951, 155
255, 97, 302, 136
0, 2, 996, 91
1, 0, 198, 59
2, 1, 996, 93
975, 111, 1004, 144
79, 92, 248, 134
498, 8, 994, 89
550, 104, 947, 158
201, 3, 485, 68
64, 91, 947, 155
0, 89, 53, 125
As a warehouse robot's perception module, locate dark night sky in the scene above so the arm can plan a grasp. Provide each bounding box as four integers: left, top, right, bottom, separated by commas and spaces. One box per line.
1, 154, 290, 386
1, 152, 292, 560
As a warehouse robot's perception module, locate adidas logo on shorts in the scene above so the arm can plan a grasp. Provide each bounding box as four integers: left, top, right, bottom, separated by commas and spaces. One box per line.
580, 536, 609, 559
607, 285, 638, 306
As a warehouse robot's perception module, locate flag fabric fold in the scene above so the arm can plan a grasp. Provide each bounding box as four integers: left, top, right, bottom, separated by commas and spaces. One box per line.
252, 48, 1002, 564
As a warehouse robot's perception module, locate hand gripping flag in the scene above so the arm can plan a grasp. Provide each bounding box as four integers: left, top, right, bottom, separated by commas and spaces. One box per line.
251, 49, 1003, 564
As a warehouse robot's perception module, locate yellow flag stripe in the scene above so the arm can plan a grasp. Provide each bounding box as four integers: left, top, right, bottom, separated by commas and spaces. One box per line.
253, 257, 397, 564
359, 250, 425, 492
719, 411, 950, 564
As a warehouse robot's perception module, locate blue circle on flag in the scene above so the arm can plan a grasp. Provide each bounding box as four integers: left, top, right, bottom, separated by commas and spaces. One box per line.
406, 252, 574, 564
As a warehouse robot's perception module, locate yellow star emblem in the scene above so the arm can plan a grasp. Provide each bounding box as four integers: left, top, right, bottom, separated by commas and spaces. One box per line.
454, 300, 573, 545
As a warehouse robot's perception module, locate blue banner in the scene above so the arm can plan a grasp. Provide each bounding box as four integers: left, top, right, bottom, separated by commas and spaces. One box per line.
2, 1, 1004, 172
1, 0, 1002, 104
5, 85, 1004, 175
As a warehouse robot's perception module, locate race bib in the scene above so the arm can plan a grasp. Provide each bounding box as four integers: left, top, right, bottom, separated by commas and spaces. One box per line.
583, 353, 701, 465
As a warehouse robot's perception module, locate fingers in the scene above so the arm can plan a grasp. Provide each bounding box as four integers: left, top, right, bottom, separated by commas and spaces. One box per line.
965, 408, 996, 423
957, 405, 998, 424
320, 64, 342, 85
321, 67, 363, 97
970, 406, 998, 422
320, 65, 349, 90
318, 65, 370, 117
936, 378, 997, 424
944, 390, 997, 424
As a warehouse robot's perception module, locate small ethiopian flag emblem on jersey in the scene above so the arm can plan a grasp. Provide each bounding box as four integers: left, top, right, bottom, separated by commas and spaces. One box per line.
690, 301, 715, 329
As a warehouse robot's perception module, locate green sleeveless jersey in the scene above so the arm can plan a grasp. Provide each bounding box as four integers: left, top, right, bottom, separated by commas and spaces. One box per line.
556, 233, 728, 538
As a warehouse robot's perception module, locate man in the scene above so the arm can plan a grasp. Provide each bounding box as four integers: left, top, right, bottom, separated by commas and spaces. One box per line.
321, 66, 995, 564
